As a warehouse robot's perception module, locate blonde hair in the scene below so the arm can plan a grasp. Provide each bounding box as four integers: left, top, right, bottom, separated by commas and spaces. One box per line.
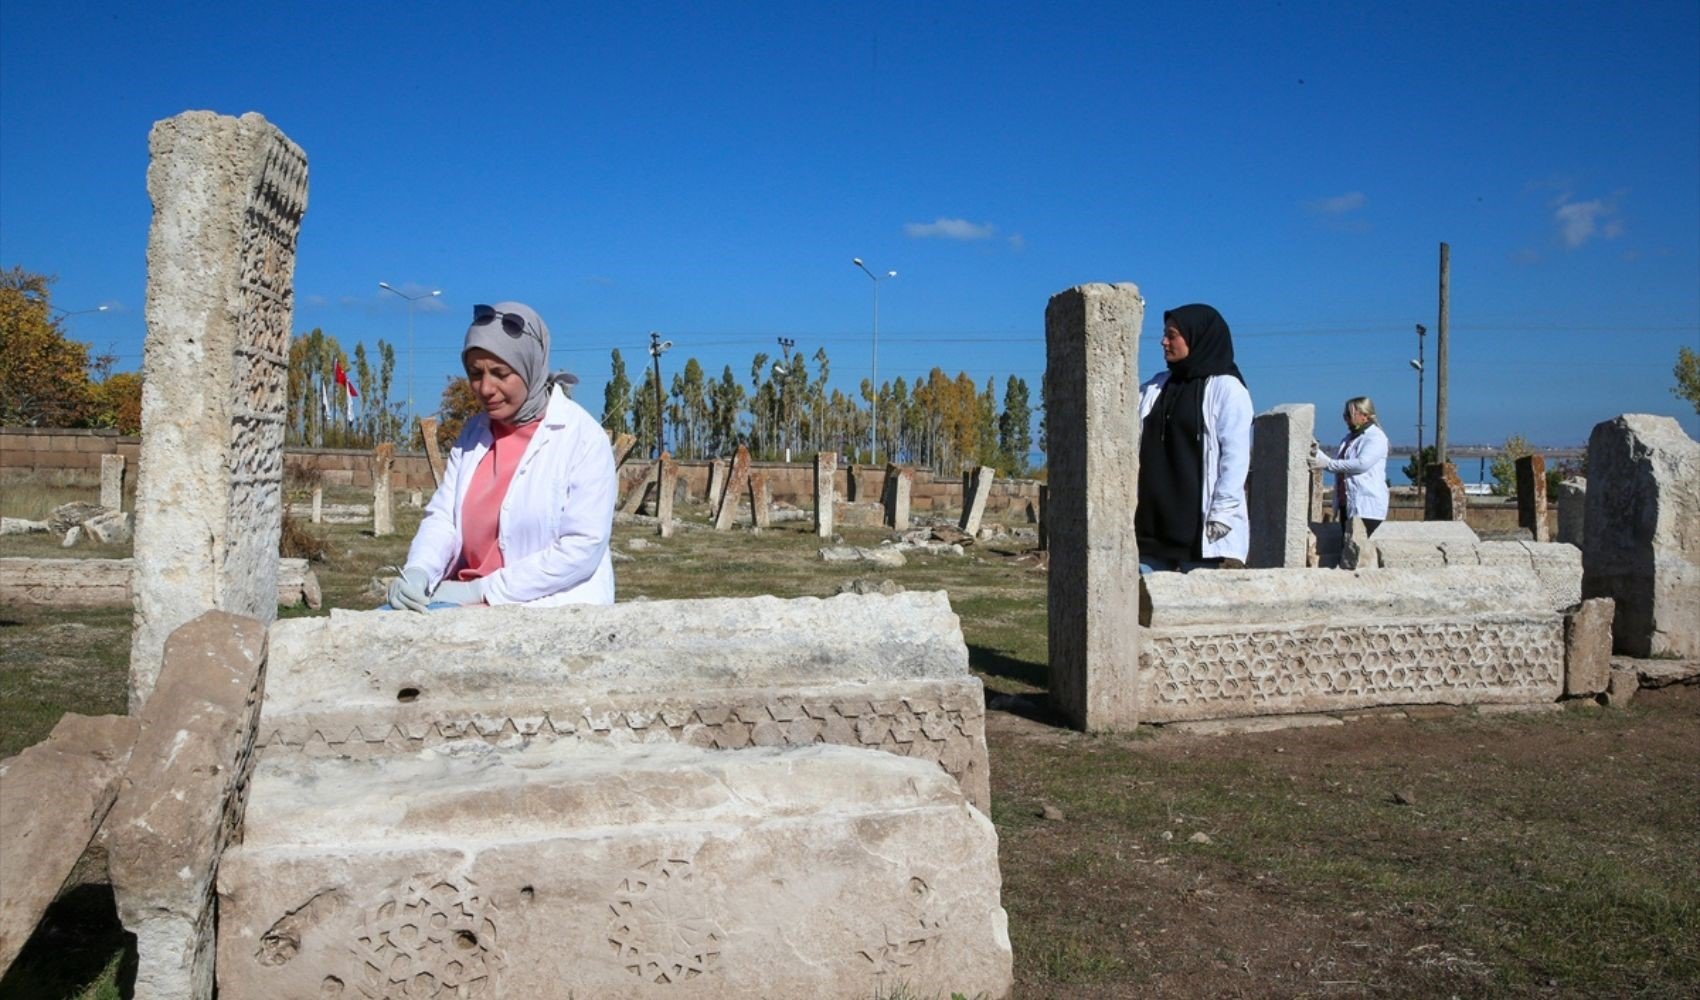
1345, 396, 1378, 425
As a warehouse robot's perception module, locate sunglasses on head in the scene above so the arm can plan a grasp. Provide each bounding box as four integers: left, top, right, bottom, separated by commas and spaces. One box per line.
472, 304, 541, 345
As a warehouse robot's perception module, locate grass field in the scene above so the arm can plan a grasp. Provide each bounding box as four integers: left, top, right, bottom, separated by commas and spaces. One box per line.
2, 480, 1696, 999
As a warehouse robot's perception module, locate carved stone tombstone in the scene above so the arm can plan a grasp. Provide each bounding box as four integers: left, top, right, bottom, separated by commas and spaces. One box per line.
310, 483, 322, 524
1247, 403, 1315, 568
128, 111, 307, 709
960, 465, 995, 535
707, 456, 729, 512
884, 463, 913, 531
815, 451, 837, 538
750, 470, 773, 529
371, 442, 395, 537
715, 446, 752, 531
1044, 283, 1143, 730
1516, 453, 1549, 542
100, 453, 126, 510
1556, 477, 1585, 546
418, 416, 445, 487
1037, 483, 1049, 552
655, 453, 678, 538
1424, 462, 1467, 522
1582, 414, 1700, 658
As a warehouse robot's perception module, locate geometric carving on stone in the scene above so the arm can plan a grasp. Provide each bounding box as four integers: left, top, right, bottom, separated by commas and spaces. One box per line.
858, 875, 947, 980
350, 876, 503, 999
607, 856, 724, 984
1140, 616, 1563, 723
130, 111, 307, 709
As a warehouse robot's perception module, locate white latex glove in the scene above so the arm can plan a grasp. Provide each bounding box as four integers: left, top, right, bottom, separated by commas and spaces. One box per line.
1205, 521, 1230, 542
1307, 451, 1332, 470
386, 567, 432, 613
430, 578, 486, 607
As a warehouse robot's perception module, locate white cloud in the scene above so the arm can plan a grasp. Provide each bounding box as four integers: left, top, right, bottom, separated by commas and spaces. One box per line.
1306, 191, 1367, 215
1007, 233, 1026, 252
1552, 193, 1625, 249
904, 217, 997, 241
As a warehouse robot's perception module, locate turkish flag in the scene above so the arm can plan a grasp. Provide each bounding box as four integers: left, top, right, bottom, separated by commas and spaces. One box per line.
334, 360, 358, 398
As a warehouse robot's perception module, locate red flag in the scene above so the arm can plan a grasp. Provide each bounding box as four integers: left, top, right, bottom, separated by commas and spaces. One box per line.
334, 360, 358, 398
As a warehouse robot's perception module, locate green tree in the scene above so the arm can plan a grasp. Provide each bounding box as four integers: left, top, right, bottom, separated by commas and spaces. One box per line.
0, 266, 95, 427
602, 349, 632, 436
1488, 434, 1535, 496
1674, 345, 1700, 415
434, 374, 481, 450
1401, 445, 1436, 486
997, 375, 1033, 476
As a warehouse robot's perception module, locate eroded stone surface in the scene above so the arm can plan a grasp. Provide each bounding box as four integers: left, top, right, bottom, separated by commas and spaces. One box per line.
1248, 403, 1314, 568
1563, 597, 1614, 698
108, 611, 268, 1000
129, 110, 306, 709
959, 466, 994, 535
714, 446, 752, 530
1141, 566, 1556, 627
0, 557, 320, 610
815, 451, 837, 538
371, 443, 394, 537
1045, 283, 1144, 731
100, 453, 126, 510
0, 714, 137, 971
1582, 414, 1700, 658
217, 742, 1012, 1000
1556, 477, 1585, 546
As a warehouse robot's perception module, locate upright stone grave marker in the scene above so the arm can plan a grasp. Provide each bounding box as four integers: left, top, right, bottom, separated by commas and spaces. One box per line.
1247, 403, 1314, 568
815, 451, 837, 538
750, 470, 773, 529
655, 453, 678, 538
128, 111, 307, 709
371, 442, 394, 537
309, 483, 322, 524
707, 456, 729, 511
100, 453, 126, 510
960, 465, 995, 535
1582, 414, 1700, 658
714, 445, 752, 530
418, 415, 445, 487
1045, 283, 1143, 730
1556, 477, 1585, 546
1516, 453, 1549, 541
1424, 462, 1467, 521
884, 463, 913, 530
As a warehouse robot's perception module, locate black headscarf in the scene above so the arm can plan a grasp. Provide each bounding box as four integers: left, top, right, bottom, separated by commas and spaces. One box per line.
1136, 304, 1245, 561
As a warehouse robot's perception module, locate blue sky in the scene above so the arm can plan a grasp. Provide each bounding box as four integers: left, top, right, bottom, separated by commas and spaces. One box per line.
3, 0, 1696, 460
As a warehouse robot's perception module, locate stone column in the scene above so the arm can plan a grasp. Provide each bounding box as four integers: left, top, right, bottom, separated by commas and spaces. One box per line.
655, 453, 678, 538
1424, 462, 1467, 521
1044, 283, 1143, 731
960, 465, 994, 535
128, 111, 307, 709
100, 454, 126, 510
715, 446, 752, 531
371, 443, 394, 537
417, 416, 444, 488
310, 484, 322, 525
885, 464, 913, 531
707, 457, 729, 512
1582, 414, 1700, 658
814, 451, 837, 538
1247, 403, 1315, 568
1515, 454, 1549, 542
1555, 477, 1585, 546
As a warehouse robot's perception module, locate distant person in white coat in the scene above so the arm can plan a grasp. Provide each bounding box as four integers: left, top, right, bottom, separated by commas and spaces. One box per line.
385, 301, 616, 611
1311, 395, 1390, 535
1135, 303, 1254, 572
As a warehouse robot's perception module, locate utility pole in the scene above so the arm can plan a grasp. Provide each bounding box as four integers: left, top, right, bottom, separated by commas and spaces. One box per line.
1414, 323, 1426, 503
1434, 243, 1450, 466
647, 331, 672, 459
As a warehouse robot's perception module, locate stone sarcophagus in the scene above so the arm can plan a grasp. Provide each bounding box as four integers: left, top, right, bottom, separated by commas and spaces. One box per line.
1138, 567, 1567, 723
256, 592, 990, 812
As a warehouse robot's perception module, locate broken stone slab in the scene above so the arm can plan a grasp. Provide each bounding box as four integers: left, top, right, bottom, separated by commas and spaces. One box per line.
83, 509, 132, 545
1563, 597, 1614, 698
217, 741, 1013, 1000
1140, 566, 1556, 628
1474, 702, 1563, 716
1372, 539, 1448, 569
1625, 658, 1700, 688
0, 557, 321, 610
0, 517, 49, 535
107, 611, 268, 1000
258, 593, 990, 811
0, 713, 139, 971
894, 540, 966, 557
819, 545, 906, 567
1583, 414, 1700, 658
47, 500, 109, 535
1604, 668, 1639, 708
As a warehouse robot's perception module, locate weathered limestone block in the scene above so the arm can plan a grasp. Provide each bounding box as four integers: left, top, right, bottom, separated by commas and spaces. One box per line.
1141, 566, 1556, 628
1563, 597, 1614, 698
715, 446, 752, 530
1583, 414, 1700, 658
819, 546, 907, 567
309, 484, 322, 524
620, 459, 657, 516
1247, 403, 1314, 568
656, 453, 679, 538
815, 451, 837, 538
1045, 283, 1144, 731
611, 432, 638, 471
833, 500, 885, 527
0, 557, 320, 610
84, 509, 132, 544
258, 592, 991, 811
0, 714, 138, 971
1516, 454, 1549, 542
100, 453, 126, 510
706, 456, 728, 511
1339, 516, 1375, 570
750, 470, 773, 529
129, 110, 307, 709
218, 742, 1012, 1000
418, 416, 445, 487
884, 463, 913, 531
108, 611, 268, 1000
959, 466, 994, 535
1556, 477, 1585, 546
1369, 540, 1447, 569
1373, 520, 1480, 545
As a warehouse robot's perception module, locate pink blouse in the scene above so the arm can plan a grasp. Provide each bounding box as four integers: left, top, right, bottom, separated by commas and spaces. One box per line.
454, 418, 540, 581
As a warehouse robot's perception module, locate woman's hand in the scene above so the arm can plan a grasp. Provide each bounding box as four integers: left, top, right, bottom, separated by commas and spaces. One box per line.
386, 568, 432, 612
430, 579, 486, 607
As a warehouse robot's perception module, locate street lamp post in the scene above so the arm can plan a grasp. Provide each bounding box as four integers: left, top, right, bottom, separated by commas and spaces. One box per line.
776, 337, 795, 461
851, 258, 896, 464
378, 282, 441, 442
648, 331, 673, 459
1412, 322, 1427, 501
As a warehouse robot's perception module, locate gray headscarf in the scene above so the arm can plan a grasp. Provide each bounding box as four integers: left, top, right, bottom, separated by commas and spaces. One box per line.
460, 301, 578, 425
